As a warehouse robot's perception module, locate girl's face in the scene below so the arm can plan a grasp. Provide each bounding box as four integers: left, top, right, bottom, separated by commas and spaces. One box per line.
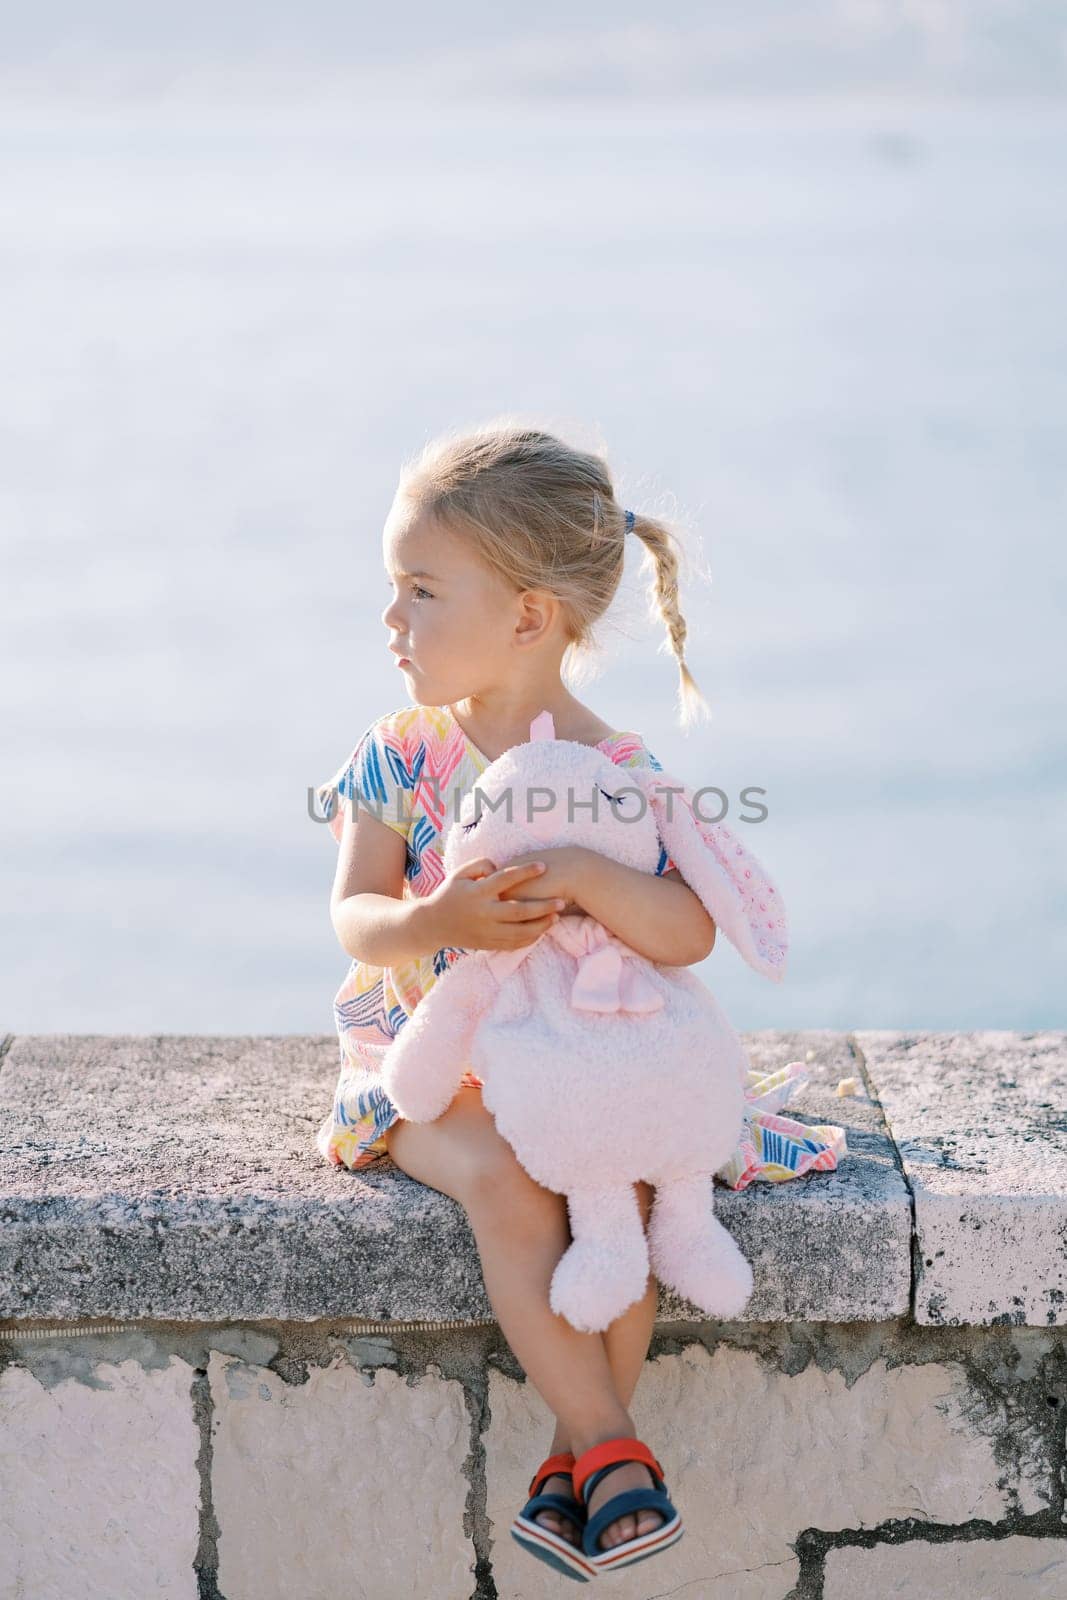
380, 499, 530, 705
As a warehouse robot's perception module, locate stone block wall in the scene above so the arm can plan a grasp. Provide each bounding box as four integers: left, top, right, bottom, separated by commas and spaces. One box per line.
1, 1029, 1065, 1598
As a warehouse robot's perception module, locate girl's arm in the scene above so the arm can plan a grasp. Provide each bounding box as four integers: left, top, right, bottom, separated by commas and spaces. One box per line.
329, 807, 440, 966
573, 852, 717, 966
330, 807, 568, 965
503, 847, 716, 967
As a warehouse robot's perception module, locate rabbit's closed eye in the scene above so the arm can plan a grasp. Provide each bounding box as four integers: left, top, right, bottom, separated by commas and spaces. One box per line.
599, 785, 643, 820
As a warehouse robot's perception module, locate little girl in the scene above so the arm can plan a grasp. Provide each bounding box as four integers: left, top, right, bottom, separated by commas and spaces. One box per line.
316, 420, 741, 1580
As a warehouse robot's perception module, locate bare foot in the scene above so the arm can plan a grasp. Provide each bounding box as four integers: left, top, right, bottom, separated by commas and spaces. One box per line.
586, 1461, 664, 1551
533, 1473, 583, 1547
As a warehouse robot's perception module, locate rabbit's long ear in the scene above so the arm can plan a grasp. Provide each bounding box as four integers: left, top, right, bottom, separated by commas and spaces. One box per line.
629, 765, 788, 982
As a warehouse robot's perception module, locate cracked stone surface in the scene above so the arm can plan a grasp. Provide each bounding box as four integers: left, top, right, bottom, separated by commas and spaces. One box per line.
0, 1320, 1061, 1598
0, 1355, 200, 1600
208, 1350, 474, 1600
0, 1030, 908, 1323
855, 1031, 1067, 1326
824, 1534, 1067, 1596
483, 1341, 1043, 1600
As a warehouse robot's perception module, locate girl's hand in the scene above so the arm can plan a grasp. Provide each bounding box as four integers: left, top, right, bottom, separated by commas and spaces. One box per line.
424, 858, 567, 951
495, 847, 586, 917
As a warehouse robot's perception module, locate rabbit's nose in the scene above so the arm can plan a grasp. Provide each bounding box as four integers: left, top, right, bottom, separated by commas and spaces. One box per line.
523, 798, 561, 842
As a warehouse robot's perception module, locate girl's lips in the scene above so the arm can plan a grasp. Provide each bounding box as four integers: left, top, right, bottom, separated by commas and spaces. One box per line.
394, 655, 411, 667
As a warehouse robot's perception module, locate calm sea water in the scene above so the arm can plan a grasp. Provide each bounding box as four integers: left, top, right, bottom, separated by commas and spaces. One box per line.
2, 96, 1064, 1041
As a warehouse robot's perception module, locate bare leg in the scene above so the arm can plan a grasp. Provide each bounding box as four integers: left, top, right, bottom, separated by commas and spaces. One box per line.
545, 1182, 662, 1550
384, 1092, 662, 1552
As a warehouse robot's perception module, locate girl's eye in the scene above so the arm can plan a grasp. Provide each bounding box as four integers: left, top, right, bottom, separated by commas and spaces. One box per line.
598, 787, 621, 804
383, 581, 433, 600
461, 817, 481, 832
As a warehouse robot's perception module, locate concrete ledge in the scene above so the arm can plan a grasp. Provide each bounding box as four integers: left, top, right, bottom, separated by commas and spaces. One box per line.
854, 1030, 1067, 1327
0, 1030, 1062, 1327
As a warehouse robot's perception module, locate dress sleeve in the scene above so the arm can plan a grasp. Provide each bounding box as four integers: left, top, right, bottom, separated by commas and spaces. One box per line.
644, 750, 679, 877
609, 738, 679, 876
316, 716, 416, 848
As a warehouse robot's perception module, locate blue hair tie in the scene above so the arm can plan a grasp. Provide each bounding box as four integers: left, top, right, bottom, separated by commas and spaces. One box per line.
624, 508, 635, 534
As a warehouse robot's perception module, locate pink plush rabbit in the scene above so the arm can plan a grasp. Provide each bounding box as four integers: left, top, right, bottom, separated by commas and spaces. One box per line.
380, 709, 788, 1332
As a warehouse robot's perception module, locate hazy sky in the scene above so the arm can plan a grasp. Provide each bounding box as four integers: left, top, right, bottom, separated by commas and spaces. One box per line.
5, 3, 1066, 106
3, 13, 1064, 1034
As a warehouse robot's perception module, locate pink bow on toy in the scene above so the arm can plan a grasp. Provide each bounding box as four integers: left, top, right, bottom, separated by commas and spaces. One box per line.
484, 916, 665, 1014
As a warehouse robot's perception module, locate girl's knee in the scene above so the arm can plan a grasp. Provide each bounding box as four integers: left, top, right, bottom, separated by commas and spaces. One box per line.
459, 1134, 562, 1217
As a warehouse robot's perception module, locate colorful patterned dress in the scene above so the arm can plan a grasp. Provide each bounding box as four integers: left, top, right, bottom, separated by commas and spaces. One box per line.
315, 702, 846, 1188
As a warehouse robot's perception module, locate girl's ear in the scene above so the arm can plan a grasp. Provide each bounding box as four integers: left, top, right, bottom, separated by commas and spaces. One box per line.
628, 765, 788, 982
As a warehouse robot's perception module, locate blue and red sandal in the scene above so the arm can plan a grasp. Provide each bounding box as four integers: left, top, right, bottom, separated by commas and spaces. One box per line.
510, 1449, 599, 1583
572, 1436, 684, 1574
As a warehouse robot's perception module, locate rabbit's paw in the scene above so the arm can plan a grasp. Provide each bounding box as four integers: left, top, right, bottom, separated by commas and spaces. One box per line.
548, 1238, 650, 1334
652, 1218, 754, 1320
382, 1064, 457, 1125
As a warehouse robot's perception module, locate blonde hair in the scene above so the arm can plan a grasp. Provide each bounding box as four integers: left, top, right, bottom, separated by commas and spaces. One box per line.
396, 416, 712, 730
